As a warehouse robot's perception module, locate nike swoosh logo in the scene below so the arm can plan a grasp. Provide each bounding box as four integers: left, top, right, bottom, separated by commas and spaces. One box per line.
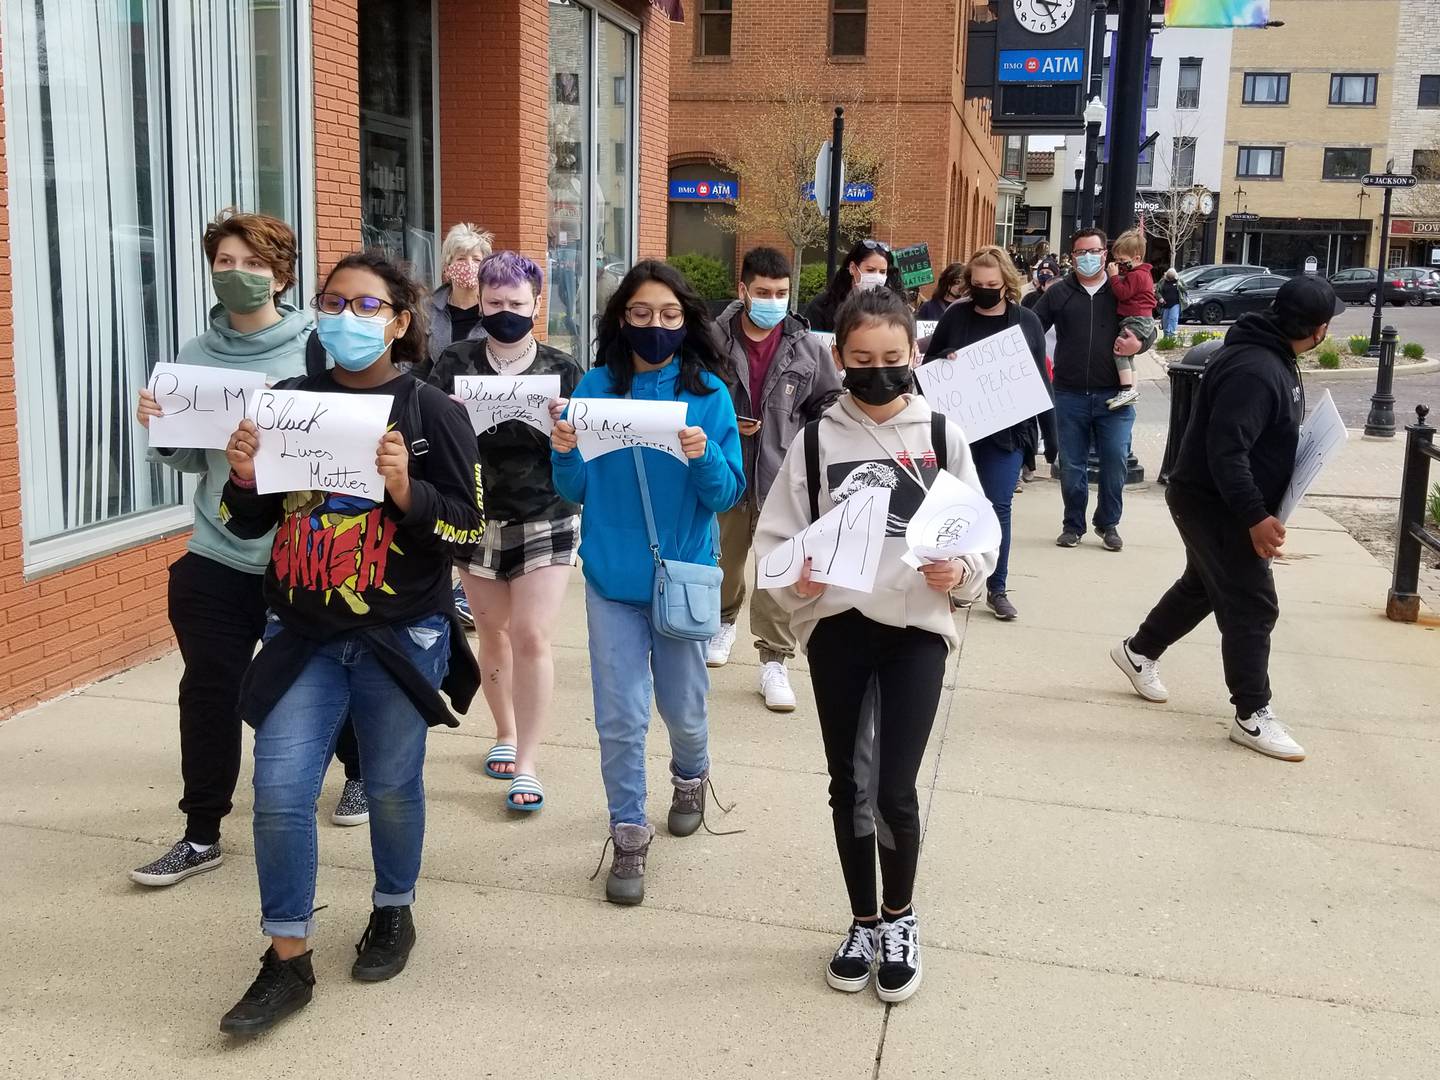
1237, 721, 1262, 737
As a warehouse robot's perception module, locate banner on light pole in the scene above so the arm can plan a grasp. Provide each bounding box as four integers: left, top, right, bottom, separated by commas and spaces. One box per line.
1164, 0, 1270, 28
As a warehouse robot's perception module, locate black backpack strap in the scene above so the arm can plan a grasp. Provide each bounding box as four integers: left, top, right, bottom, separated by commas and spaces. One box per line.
931, 411, 948, 473
804, 418, 821, 522
403, 376, 430, 466
304, 330, 327, 377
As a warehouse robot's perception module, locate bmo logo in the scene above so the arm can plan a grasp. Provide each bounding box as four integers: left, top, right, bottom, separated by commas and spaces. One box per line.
697, 182, 711, 198
1025, 56, 1040, 73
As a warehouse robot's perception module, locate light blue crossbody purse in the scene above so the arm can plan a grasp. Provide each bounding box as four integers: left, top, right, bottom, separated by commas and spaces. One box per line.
632, 447, 722, 641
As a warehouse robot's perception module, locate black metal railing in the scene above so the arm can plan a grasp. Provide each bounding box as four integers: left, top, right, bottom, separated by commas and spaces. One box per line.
1387, 404, 1440, 622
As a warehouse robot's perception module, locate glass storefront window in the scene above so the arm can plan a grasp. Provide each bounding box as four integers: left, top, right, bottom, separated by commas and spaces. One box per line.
595, 18, 634, 322
3, 1, 308, 570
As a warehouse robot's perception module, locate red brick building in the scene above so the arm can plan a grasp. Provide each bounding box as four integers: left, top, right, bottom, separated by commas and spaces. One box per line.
0, 0, 675, 718
666, 0, 1002, 288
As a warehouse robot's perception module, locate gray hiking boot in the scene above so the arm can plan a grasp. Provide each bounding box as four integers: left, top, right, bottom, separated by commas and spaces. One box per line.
595, 823, 654, 906
668, 772, 706, 837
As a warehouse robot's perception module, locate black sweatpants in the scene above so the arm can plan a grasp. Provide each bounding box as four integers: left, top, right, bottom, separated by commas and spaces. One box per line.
1129, 486, 1279, 717
806, 608, 948, 917
168, 552, 361, 845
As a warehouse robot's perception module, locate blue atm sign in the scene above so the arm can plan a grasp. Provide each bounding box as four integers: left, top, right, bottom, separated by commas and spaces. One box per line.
998, 49, 1085, 84
668, 179, 737, 201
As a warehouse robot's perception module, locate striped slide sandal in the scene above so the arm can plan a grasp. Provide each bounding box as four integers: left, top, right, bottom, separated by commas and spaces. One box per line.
506, 774, 545, 813
484, 743, 517, 779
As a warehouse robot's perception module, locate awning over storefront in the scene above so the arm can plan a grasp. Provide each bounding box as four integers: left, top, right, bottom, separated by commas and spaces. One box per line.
648, 0, 684, 20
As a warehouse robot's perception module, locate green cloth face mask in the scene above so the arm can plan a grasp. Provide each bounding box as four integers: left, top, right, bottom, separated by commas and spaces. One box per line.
212, 268, 276, 315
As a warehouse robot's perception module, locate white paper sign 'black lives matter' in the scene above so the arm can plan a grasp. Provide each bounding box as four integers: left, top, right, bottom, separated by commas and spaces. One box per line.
1278, 389, 1347, 523
248, 389, 393, 502
570, 398, 688, 463
901, 470, 1002, 568
147, 363, 266, 450
757, 488, 892, 594
913, 325, 1052, 442
454, 374, 561, 436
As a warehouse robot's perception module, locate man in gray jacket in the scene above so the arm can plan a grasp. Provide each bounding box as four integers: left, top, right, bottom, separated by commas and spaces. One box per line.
707, 247, 843, 711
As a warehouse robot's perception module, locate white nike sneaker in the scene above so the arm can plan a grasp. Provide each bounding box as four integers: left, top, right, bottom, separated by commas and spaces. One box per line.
705, 622, 737, 668
759, 661, 797, 712
1110, 639, 1168, 703
1230, 706, 1306, 762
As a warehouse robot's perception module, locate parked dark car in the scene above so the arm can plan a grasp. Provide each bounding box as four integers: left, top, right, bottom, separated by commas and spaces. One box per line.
1181, 273, 1289, 325
1327, 267, 1418, 307
1176, 263, 1269, 290
1396, 267, 1440, 305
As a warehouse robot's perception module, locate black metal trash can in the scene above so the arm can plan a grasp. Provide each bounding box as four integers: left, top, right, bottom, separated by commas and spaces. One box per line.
1158, 338, 1225, 484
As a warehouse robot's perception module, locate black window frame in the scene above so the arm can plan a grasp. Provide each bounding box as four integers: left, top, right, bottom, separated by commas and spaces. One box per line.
1136, 141, 1154, 188
696, 0, 732, 59
829, 0, 867, 58
1242, 72, 1290, 105
1145, 58, 1162, 110
1171, 135, 1197, 187
1176, 58, 1202, 110
1236, 145, 1284, 179
1420, 75, 1440, 108
1321, 147, 1372, 180
1329, 73, 1378, 106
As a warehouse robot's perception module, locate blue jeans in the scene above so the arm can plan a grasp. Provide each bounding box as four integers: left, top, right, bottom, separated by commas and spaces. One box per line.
1163, 304, 1181, 335
1054, 389, 1136, 536
585, 581, 710, 828
252, 614, 450, 938
970, 440, 1023, 594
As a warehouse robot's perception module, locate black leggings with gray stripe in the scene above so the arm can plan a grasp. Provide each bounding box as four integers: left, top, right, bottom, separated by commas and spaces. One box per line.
807, 609, 948, 918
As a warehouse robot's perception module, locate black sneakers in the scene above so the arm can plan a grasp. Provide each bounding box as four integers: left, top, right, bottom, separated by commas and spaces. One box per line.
826, 922, 879, 993
875, 913, 923, 1003
1095, 525, 1124, 551
985, 591, 1018, 620
1055, 530, 1081, 548
352, 905, 417, 982
130, 840, 223, 887
330, 779, 370, 826
219, 948, 315, 1035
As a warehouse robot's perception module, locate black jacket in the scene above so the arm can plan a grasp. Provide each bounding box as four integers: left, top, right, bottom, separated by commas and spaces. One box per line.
1031, 273, 1123, 392
1168, 312, 1304, 526
1160, 280, 1182, 308
920, 299, 1055, 455
915, 297, 950, 322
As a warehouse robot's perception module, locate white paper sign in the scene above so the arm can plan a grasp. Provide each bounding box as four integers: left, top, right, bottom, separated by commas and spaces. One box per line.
901, 470, 1002, 568
916, 320, 939, 339
248, 389, 392, 501
757, 488, 892, 594
913, 325, 1052, 442
146, 363, 266, 450
454, 374, 561, 435
570, 398, 688, 463
1278, 389, 1347, 522
810, 331, 836, 353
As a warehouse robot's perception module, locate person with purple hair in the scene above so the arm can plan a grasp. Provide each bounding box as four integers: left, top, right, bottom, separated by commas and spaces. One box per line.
426, 250, 584, 812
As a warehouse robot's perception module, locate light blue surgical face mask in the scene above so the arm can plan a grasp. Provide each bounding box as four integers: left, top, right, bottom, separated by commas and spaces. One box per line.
317, 311, 394, 371
747, 295, 789, 330
1075, 252, 1105, 277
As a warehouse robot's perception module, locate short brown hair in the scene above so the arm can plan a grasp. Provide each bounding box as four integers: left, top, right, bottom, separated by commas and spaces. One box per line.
963, 245, 1024, 304
202, 208, 298, 293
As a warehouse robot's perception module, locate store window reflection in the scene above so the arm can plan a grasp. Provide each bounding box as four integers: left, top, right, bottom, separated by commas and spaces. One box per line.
595, 19, 633, 319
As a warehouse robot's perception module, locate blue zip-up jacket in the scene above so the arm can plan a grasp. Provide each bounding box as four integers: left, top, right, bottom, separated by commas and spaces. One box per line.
552, 361, 745, 604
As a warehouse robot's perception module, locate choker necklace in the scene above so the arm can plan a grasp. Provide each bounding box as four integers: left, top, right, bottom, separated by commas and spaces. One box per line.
486, 338, 537, 374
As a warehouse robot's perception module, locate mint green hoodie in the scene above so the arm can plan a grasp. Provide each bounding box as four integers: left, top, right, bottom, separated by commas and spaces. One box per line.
148, 304, 313, 574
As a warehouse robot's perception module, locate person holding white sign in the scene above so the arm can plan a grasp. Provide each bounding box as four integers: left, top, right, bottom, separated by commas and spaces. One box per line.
426, 251, 583, 812
551, 261, 744, 906
215, 251, 484, 1036
1111, 276, 1346, 765
922, 245, 1051, 621
755, 288, 996, 1004
130, 209, 368, 892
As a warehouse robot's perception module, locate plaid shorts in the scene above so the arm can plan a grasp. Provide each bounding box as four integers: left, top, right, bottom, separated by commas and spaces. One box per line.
464, 515, 579, 582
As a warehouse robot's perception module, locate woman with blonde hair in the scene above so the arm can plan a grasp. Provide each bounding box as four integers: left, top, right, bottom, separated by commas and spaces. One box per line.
422, 222, 495, 370
920, 245, 1051, 621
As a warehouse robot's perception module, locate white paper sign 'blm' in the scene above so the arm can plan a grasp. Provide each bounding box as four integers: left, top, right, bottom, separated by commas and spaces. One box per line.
146, 363, 266, 450
913, 325, 1052, 443
248, 389, 393, 501
570, 398, 688, 463
757, 487, 892, 594
454, 374, 561, 435
1279, 389, 1347, 523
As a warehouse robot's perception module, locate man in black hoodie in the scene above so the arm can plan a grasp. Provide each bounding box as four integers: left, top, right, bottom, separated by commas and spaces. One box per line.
1109, 276, 1345, 763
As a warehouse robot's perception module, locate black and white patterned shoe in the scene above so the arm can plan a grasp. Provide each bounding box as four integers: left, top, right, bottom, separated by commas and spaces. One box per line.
875, 912, 923, 1003
129, 839, 223, 887
331, 779, 370, 826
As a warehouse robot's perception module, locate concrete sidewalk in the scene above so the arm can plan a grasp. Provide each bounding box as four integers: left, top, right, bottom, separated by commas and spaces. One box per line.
2, 479, 1438, 1078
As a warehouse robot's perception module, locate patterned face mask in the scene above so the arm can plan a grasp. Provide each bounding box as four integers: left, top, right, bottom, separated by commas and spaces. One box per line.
447, 258, 480, 290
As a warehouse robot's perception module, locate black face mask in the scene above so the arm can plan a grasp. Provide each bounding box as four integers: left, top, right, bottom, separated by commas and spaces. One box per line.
480, 310, 534, 345
969, 286, 1004, 309
843, 365, 913, 406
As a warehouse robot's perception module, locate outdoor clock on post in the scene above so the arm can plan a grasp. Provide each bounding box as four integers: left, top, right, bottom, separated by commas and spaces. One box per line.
1014, 0, 1078, 33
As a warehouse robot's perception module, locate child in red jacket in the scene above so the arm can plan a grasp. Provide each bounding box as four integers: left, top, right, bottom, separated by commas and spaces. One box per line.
1106, 228, 1157, 410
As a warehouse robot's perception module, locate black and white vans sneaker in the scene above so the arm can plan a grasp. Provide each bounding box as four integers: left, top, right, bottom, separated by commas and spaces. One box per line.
875, 913, 923, 1003
826, 921, 878, 993
331, 779, 370, 826
129, 839, 223, 887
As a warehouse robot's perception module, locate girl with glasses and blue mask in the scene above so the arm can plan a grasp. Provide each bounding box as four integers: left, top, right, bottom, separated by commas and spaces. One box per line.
214, 250, 483, 1036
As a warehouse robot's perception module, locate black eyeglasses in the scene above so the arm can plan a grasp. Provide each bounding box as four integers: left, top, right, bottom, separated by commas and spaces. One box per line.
312, 292, 394, 318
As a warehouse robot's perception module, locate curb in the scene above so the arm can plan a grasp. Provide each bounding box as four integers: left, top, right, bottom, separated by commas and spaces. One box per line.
1300, 357, 1439, 380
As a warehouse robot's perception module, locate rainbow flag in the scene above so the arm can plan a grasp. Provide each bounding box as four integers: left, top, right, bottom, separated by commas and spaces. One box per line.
1164, 0, 1270, 27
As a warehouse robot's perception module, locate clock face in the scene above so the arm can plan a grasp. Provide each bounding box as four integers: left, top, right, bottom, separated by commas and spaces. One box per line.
1014, 0, 1078, 34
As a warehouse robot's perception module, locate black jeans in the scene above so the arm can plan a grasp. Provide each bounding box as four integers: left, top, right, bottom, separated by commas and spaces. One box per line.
807, 609, 948, 917
168, 552, 360, 845
1129, 487, 1279, 717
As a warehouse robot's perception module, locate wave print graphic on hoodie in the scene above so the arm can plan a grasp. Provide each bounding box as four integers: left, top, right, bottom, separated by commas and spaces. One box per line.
826, 453, 939, 536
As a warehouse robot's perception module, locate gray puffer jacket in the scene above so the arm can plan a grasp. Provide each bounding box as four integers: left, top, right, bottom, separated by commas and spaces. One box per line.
710, 301, 843, 506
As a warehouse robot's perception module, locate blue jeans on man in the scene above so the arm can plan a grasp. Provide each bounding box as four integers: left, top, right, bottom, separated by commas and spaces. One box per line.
1162, 304, 1181, 335
1053, 389, 1136, 537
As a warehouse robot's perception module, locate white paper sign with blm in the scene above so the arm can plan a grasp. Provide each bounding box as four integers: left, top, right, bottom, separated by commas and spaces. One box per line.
913, 325, 1052, 442
756, 487, 892, 594
146, 363, 267, 450
248, 389, 393, 501
569, 398, 688, 463
901, 470, 1002, 568
1278, 389, 1347, 522
454, 374, 560, 435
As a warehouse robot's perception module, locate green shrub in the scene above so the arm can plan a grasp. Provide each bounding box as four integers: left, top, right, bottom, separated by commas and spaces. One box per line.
1156, 334, 1182, 351
1429, 481, 1440, 526
665, 252, 734, 301
1402, 341, 1425, 360
1189, 330, 1216, 344
797, 262, 829, 307
1348, 334, 1370, 356
1316, 348, 1342, 369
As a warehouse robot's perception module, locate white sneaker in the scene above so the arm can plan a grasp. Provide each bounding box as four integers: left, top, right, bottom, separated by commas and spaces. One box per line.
705, 623, 737, 668
759, 661, 797, 712
1230, 706, 1306, 762
1107, 386, 1139, 410
1110, 639, 1168, 703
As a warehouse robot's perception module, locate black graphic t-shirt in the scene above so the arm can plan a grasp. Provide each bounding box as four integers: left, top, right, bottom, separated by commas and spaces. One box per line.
825, 451, 941, 536
221, 372, 484, 641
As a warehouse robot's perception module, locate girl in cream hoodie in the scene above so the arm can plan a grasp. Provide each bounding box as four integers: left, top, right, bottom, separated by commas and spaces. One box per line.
754, 287, 997, 1005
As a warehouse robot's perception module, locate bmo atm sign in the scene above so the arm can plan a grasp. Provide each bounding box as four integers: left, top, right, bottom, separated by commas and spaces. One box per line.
668, 179, 737, 202
999, 49, 1085, 83
991, 0, 1091, 134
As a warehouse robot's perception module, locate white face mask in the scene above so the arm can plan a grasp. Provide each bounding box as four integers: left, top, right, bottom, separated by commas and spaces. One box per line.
858, 271, 887, 291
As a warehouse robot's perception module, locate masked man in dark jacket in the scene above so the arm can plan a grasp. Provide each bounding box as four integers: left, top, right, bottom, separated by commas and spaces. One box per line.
707, 247, 843, 712
1110, 276, 1345, 763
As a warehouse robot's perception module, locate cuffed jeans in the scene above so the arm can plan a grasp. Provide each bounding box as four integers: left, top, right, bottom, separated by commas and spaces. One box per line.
969, 441, 1023, 595
585, 582, 710, 828
1054, 388, 1136, 535
252, 614, 449, 939
718, 499, 797, 661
